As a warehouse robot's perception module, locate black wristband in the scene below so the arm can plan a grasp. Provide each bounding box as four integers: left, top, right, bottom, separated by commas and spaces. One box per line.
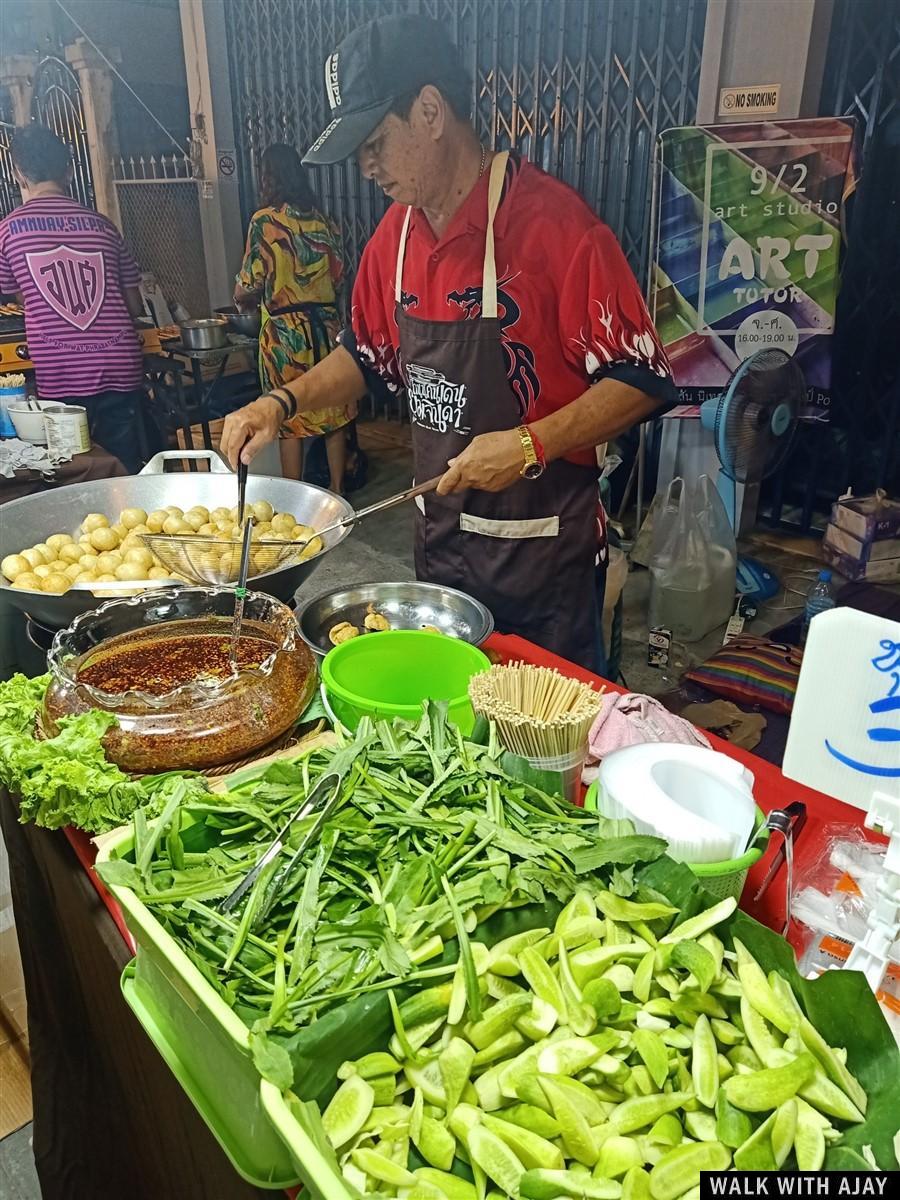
272, 387, 297, 419
265, 392, 290, 423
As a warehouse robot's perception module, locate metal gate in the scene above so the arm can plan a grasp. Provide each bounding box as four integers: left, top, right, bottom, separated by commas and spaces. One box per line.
819, 0, 900, 494
0, 123, 21, 221
30, 55, 96, 210
225, 0, 706, 280
113, 152, 210, 318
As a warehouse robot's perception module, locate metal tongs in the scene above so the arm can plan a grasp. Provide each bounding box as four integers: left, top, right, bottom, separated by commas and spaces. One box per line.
753, 800, 807, 934
219, 770, 343, 914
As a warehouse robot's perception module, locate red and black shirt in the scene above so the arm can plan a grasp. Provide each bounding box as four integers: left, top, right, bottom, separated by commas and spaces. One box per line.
340, 154, 675, 465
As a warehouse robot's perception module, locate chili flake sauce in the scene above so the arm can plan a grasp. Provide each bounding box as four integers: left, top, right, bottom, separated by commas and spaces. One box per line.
77, 632, 275, 695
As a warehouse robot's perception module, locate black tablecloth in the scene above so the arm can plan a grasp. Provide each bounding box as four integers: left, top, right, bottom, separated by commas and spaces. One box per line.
0, 789, 269, 1199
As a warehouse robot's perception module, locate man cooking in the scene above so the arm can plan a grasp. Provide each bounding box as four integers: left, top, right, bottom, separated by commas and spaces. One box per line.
222, 14, 674, 670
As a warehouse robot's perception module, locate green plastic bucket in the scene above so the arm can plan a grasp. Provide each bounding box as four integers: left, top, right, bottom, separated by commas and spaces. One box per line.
321, 629, 490, 733
583, 780, 769, 902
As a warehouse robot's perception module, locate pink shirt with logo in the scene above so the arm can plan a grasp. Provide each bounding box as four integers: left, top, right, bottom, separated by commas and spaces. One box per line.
0, 195, 143, 398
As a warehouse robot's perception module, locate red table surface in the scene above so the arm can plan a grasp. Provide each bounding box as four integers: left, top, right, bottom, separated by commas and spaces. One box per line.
64, 630, 876, 971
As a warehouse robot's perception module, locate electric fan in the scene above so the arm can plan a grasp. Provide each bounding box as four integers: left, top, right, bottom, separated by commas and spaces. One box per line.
700, 348, 805, 601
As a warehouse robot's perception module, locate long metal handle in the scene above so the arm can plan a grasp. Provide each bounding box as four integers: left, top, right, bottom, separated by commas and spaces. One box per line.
313, 475, 443, 541
140, 449, 232, 475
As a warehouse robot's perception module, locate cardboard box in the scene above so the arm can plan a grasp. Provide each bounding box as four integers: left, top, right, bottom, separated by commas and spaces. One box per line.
823, 539, 900, 582
824, 521, 900, 564
831, 492, 900, 543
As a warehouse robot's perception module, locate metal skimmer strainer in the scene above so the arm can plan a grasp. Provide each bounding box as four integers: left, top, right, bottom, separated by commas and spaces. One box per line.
138, 475, 442, 585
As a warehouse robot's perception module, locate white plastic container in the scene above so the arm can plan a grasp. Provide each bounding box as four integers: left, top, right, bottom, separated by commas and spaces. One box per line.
8, 400, 54, 444
43, 404, 90, 456
596, 742, 757, 864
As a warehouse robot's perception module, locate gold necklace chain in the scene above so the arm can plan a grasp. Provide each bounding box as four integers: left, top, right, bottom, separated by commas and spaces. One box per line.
478, 143, 487, 178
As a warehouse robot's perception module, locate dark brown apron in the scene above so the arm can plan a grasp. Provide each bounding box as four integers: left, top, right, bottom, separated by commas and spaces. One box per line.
396, 152, 601, 670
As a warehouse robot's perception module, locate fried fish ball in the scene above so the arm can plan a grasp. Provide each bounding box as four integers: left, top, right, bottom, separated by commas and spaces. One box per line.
364, 603, 391, 632
299, 536, 323, 561
270, 512, 296, 533
95, 551, 123, 574
21, 547, 48, 568
148, 566, 173, 580
74, 569, 97, 583
78, 534, 93, 547
58, 543, 84, 564
120, 507, 148, 529
329, 621, 359, 645
182, 511, 206, 532
162, 515, 191, 535
115, 561, 147, 582
197, 523, 217, 536
164, 505, 184, 518
90, 525, 121, 551
119, 533, 141, 552
46, 533, 74, 551
146, 510, 168, 533
82, 513, 109, 533
1, 553, 30, 581
79, 552, 99, 570
124, 547, 154, 570
33, 564, 52, 580
64, 562, 84, 582
250, 499, 274, 522
94, 573, 117, 583
210, 507, 231, 523
11, 572, 42, 591
228, 507, 239, 522
33, 542, 53, 560
131, 523, 151, 535
41, 572, 70, 593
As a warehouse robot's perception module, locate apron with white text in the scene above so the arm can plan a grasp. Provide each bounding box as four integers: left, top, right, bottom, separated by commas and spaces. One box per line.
396, 152, 600, 669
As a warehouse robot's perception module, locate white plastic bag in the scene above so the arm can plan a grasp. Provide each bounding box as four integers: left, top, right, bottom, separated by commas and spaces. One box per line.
648, 475, 737, 642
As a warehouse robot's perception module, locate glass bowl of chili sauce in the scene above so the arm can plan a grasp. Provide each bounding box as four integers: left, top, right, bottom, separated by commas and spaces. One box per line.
42, 587, 317, 772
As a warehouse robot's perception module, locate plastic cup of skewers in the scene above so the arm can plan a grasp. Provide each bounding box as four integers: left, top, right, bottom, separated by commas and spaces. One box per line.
468, 662, 604, 804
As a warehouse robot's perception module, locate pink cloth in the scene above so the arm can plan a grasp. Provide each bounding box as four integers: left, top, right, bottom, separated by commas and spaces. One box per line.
585, 692, 710, 770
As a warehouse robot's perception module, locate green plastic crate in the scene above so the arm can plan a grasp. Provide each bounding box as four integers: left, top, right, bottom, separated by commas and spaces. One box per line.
99, 825, 300, 1189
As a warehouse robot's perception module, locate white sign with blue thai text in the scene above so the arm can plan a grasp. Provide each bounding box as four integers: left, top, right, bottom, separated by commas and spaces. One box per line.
784, 608, 900, 810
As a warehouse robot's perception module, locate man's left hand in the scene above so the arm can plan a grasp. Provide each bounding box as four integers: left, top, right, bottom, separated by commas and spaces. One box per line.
437, 429, 524, 495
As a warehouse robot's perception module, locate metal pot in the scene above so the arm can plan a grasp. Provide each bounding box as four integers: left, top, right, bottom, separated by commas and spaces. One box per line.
0, 449, 355, 628
215, 305, 261, 338
179, 317, 229, 350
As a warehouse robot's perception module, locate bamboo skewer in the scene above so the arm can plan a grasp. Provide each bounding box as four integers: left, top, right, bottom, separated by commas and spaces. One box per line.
468, 662, 604, 761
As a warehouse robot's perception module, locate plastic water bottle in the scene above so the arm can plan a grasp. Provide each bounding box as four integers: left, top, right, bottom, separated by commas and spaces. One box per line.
801, 569, 836, 645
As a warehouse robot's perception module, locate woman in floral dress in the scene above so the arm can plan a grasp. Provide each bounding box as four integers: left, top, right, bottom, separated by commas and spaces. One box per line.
234, 144, 352, 488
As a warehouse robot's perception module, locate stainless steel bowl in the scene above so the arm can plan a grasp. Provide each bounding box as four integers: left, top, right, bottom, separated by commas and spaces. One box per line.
215, 305, 261, 338
297, 580, 494, 659
179, 318, 229, 350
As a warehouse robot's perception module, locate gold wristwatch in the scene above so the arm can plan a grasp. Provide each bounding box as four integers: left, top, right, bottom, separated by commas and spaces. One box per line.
516, 425, 545, 480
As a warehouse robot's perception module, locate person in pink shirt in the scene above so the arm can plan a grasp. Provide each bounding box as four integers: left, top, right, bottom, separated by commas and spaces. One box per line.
0, 125, 145, 471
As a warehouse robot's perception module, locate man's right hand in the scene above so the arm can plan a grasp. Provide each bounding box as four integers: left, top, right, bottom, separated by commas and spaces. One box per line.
221, 395, 283, 468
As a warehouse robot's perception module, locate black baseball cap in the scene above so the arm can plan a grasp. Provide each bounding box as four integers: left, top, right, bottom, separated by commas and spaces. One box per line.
303, 14, 465, 166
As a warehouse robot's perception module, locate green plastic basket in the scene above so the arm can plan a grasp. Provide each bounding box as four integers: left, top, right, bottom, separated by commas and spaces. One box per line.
583, 780, 769, 902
